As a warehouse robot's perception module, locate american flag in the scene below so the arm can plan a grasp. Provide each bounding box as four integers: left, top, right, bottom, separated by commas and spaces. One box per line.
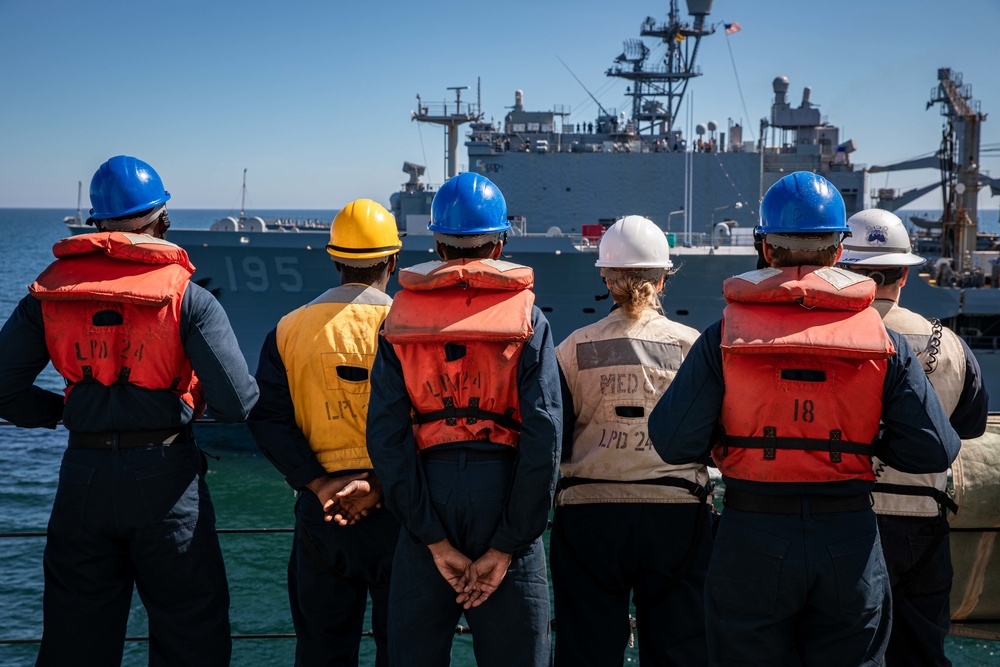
725, 22, 742, 35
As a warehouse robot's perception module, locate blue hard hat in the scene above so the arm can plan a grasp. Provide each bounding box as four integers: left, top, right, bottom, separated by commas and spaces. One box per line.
429, 173, 509, 235
89, 155, 171, 220
755, 171, 849, 236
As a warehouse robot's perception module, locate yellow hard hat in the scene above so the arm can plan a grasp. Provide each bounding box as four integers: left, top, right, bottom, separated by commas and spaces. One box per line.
327, 199, 403, 265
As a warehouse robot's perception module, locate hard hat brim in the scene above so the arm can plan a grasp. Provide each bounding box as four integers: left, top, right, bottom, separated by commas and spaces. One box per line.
594, 260, 674, 269
837, 251, 926, 267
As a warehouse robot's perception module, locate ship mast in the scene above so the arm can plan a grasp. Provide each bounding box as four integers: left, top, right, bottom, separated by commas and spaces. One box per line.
928, 68, 985, 275
75, 180, 82, 224
240, 168, 248, 223
412, 84, 482, 179
606, 0, 715, 136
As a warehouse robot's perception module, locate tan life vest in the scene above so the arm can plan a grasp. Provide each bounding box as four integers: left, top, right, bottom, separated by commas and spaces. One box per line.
555, 309, 710, 505
871, 301, 967, 517
276, 285, 391, 472
383, 259, 534, 450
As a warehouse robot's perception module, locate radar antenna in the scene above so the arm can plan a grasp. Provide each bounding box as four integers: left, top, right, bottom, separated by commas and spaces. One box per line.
606, 0, 715, 135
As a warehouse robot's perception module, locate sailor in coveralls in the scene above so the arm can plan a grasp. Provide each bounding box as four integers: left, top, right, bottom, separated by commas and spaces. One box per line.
0, 156, 258, 666
838, 209, 988, 666
649, 172, 960, 666
248, 200, 403, 666
367, 173, 561, 667
551, 215, 714, 666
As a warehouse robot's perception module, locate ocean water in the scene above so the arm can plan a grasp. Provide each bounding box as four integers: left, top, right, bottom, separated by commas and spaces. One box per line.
0, 208, 998, 666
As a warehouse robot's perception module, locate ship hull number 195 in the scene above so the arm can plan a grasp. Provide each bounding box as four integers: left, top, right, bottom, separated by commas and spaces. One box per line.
222, 255, 304, 293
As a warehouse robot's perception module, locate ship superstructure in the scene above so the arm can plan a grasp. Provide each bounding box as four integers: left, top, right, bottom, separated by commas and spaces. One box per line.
63, 3, 998, 409
390, 0, 865, 245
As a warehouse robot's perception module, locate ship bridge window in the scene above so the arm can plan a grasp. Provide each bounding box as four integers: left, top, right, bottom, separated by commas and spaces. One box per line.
674, 310, 689, 316
583, 308, 596, 314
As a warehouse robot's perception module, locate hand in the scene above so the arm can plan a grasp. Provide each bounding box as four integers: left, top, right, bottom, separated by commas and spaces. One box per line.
305, 472, 369, 523
330, 477, 383, 526
427, 539, 472, 594
457, 548, 512, 609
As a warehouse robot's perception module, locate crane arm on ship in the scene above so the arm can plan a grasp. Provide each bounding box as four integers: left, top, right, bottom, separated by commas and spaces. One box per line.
869, 154, 952, 173
874, 182, 942, 212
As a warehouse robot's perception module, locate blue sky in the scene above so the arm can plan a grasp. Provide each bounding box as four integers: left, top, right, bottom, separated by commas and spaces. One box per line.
1, 0, 998, 213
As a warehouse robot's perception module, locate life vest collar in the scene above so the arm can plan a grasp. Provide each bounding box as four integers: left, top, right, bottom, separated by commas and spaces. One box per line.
385, 259, 535, 344
51, 232, 195, 273
398, 258, 534, 291
31, 233, 194, 307
724, 266, 875, 311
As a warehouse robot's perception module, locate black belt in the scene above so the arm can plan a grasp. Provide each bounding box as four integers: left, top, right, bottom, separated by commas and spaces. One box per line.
723, 488, 872, 514
421, 447, 516, 462
873, 482, 959, 515
557, 475, 712, 502
68, 426, 193, 449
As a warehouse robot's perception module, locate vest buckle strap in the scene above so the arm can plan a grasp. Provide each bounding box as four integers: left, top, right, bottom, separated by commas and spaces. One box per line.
466, 397, 479, 424
872, 482, 960, 515
557, 475, 712, 501
723, 434, 871, 457
442, 396, 457, 426
763, 426, 777, 460
412, 405, 522, 432
829, 429, 842, 463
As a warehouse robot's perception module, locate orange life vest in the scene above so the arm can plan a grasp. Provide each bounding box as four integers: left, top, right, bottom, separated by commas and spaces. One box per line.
28, 232, 203, 413
382, 258, 535, 450
715, 266, 894, 484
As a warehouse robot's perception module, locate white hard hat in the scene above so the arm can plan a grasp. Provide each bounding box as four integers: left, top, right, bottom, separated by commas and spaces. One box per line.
837, 209, 925, 267
595, 215, 673, 269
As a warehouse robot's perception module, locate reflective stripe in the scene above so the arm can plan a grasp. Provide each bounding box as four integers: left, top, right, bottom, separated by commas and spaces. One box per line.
843, 244, 912, 255
325, 243, 400, 255
575, 338, 683, 371
307, 284, 393, 308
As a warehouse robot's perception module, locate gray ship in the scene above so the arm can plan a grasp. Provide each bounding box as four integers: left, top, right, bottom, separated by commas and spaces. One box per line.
66, 0, 1000, 407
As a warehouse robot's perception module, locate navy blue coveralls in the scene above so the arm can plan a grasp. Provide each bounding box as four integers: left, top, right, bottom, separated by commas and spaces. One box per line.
248, 326, 400, 667
649, 321, 961, 667
879, 336, 988, 667
0, 285, 258, 667
366, 307, 562, 667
